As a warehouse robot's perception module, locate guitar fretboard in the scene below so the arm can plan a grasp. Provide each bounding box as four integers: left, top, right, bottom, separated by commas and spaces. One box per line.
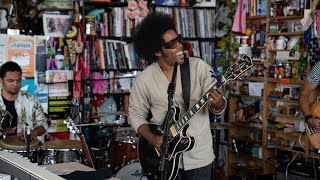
169, 79, 224, 137
169, 54, 253, 138
172, 93, 209, 134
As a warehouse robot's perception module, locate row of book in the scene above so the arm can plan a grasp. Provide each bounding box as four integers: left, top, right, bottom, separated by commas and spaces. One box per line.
88, 39, 147, 70
155, 7, 215, 38
90, 7, 136, 37
184, 40, 215, 67
248, 0, 267, 16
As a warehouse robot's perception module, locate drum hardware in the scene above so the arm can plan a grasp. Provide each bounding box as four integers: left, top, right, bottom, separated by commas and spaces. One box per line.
0, 135, 41, 163
93, 111, 129, 117
39, 140, 83, 165
73, 121, 121, 127
25, 123, 31, 159
0, 108, 13, 139
111, 129, 138, 173
115, 161, 148, 180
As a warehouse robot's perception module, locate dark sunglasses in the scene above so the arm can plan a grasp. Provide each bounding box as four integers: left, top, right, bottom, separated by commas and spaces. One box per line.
162, 34, 183, 49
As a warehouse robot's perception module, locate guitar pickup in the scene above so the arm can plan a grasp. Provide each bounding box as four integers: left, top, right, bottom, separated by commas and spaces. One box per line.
170, 126, 177, 137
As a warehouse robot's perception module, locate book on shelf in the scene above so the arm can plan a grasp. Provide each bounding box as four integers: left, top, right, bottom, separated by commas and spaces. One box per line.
45, 70, 73, 83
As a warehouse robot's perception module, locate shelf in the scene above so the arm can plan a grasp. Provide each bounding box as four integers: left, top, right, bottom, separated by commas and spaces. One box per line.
266, 128, 304, 136
268, 49, 305, 52
249, 76, 265, 82
269, 113, 303, 120
266, 145, 305, 154
231, 94, 263, 100
230, 136, 262, 145
266, 78, 304, 85
231, 122, 262, 131
84, 1, 128, 6
247, 15, 267, 20
270, 15, 304, 20
152, 4, 215, 9
255, 46, 266, 49
230, 164, 263, 174
267, 98, 299, 103
268, 32, 304, 36
93, 91, 131, 96
87, 36, 133, 42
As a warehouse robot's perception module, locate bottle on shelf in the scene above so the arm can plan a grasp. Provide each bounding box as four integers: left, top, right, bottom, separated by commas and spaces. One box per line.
291, 60, 301, 80
267, 133, 271, 145
278, 63, 285, 79
300, 53, 307, 80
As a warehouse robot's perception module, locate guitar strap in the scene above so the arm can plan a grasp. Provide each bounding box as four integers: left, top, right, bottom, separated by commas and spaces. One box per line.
180, 56, 190, 110
146, 57, 190, 122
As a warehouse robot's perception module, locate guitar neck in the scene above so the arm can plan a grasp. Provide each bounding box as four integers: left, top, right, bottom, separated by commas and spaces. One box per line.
78, 133, 95, 169
169, 78, 225, 137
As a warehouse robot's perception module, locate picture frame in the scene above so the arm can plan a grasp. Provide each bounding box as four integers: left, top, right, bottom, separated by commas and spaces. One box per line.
42, 14, 72, 37
281, 86, 292, 98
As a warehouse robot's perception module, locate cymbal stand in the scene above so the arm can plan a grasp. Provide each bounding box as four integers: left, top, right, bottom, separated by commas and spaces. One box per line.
211, 113, 221, 179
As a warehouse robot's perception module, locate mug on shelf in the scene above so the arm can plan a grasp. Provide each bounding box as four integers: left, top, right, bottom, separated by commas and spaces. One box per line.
276, 39, 286, 50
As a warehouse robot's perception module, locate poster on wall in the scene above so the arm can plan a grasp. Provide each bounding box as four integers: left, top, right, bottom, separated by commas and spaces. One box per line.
0, 35, 7, 66
42, 14, 72, 37
7, 36, 35, 77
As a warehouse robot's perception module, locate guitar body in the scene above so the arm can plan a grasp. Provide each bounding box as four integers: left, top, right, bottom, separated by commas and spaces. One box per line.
306, 102, 320, 150
138, 107, 195, 180
305, 122, 320, 150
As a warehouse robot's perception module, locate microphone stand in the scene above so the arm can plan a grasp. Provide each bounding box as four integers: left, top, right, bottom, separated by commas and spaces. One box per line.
25, 123, 31, 160
160, 62, 178, 180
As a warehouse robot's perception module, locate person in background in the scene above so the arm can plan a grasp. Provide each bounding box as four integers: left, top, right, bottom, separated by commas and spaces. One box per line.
299, 61, 320, 130
129, 13, 226, 180
0, 61, 48, 140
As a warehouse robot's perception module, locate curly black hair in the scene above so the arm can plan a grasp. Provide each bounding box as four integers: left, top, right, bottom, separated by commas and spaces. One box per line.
0, 61, 22, 79
133, 13, 176, 63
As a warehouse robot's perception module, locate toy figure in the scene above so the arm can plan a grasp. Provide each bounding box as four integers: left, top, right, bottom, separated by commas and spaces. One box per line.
0, 9, 8, 29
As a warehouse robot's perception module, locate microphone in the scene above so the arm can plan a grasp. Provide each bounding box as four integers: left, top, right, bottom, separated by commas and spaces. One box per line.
232, 139, 238, 156
25, 123, 31, 159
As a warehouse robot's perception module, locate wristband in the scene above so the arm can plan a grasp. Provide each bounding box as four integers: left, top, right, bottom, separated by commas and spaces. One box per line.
305, 114, 313, 123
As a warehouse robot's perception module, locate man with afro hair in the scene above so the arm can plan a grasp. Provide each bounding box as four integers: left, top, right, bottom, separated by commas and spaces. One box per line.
129, 13, 226, 180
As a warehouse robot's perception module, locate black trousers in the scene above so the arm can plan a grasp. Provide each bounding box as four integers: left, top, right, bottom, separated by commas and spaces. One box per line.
175, 162, 213, 180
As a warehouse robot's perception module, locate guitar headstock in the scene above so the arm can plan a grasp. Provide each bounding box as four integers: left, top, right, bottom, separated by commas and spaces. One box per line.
220, 54, 253, 84
64, 117, 80, 135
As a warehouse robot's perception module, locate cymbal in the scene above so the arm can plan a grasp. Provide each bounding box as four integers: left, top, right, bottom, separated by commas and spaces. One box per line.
92, 111, 129, 118
211, 122, 234, 130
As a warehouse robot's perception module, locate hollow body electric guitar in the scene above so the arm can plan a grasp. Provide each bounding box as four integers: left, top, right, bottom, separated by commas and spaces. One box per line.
305, 101, 320, 150
138, 55, 253, 180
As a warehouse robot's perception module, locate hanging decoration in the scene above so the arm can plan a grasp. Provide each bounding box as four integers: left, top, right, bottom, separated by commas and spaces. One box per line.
127, 0, 149, 20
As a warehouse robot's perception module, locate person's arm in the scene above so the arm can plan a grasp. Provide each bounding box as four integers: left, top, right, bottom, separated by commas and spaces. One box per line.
129, 76, 162, 149
208, 87, 227, 114
31, 126, 46, 139
138, 124, 163, 150
32, 98, 48, 137
299, 81, 320, 129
